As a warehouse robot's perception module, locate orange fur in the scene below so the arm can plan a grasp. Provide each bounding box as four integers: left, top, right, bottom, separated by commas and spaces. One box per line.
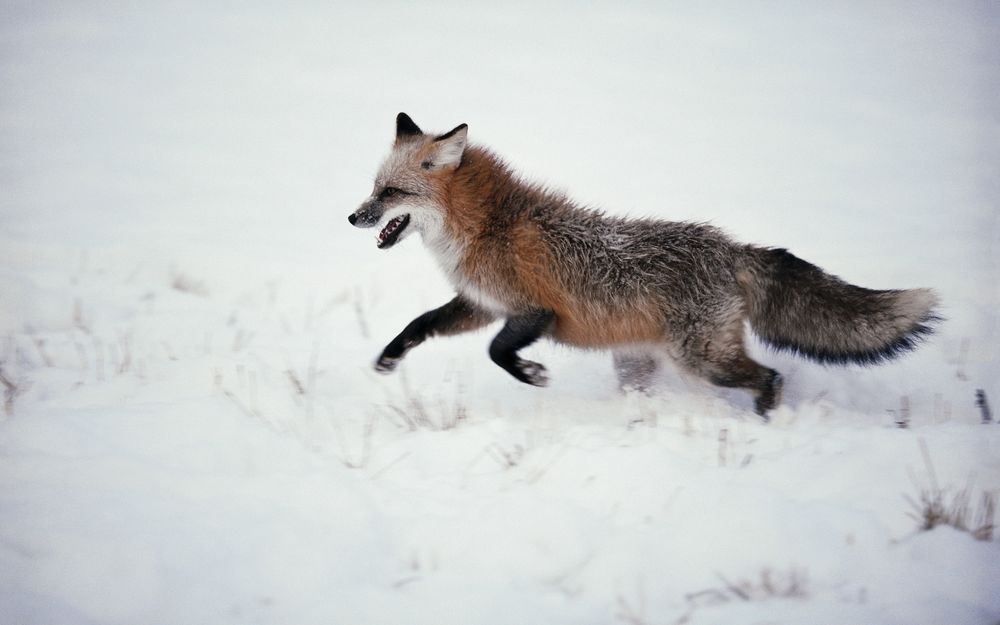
427, 148, 664, 348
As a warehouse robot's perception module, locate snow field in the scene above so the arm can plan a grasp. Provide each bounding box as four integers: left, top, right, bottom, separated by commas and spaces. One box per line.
2, 2, 999, 624
2, 242, 998, 624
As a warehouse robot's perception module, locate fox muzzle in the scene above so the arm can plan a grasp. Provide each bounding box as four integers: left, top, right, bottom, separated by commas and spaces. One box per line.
349, 199, 383, 228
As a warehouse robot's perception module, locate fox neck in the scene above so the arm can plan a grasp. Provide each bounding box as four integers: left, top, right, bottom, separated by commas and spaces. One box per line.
421, 146, 528, 314
440, 146, 520, 239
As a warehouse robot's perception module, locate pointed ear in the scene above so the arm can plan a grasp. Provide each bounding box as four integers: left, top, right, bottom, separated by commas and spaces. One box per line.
395, 112, 422, 139
423, 124, 468, 170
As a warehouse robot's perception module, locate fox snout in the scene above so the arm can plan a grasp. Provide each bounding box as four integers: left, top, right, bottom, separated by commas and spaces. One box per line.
348, 200, 383, 228
350, 196, 412, 249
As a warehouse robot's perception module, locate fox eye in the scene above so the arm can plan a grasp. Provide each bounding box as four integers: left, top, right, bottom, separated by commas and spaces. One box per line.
379, 187, 401, 200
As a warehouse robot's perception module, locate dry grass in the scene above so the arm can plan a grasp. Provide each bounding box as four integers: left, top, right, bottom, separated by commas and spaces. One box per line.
616, 567, 809, 625
0, 364, 24, 416
905, 438, 996, 541
976, 389, 992, 424
690, 568, 809, 605
377, 372, 468, 432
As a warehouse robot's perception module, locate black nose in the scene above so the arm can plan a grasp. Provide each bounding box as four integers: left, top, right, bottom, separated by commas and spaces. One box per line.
348, 213, 357, 225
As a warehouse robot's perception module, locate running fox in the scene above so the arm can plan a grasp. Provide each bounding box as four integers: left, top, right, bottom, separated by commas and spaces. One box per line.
348, 113, 939, 416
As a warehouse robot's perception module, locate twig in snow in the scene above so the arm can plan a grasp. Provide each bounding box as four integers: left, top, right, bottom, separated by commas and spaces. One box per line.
717, 428, 728, 467
336, 412, 377, 469
305, 340, 319, 418
615, 585, 650, 625
31, 336, 54, 367
0, 366, 21, 415
353, 285, 371, 339
894, 396, 911, 429
954, 337, 970, 381
92, 337, 105, 382
73, 298, 90, 334
285, 369, 306, 395
715, 572, 750, 601
232, 328, 254, 352
222, 388, 257, 418
369, 451, 411, 480
888, 396, 908, 428
975, 389, 992, 424
117, 334, 132, 374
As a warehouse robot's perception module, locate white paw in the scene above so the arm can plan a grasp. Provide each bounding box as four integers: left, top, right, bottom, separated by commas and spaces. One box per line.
519, 360, 549, 387
374, 355, 400, 374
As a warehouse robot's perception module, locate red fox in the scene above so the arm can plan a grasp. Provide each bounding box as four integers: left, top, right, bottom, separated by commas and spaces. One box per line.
349, 113, 940, 416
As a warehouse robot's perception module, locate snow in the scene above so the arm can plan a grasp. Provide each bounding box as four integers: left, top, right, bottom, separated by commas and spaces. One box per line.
2, 2, 999, 624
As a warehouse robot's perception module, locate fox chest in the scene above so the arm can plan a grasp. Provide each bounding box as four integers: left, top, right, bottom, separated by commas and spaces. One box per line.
425, 234, 513, 315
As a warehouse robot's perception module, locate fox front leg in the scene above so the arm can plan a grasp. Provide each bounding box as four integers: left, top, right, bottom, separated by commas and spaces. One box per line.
375, 296, 495, 373
488, 309, 555, 387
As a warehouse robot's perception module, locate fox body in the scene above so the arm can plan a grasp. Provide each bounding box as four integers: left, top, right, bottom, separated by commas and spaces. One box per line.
349, 113, 939, 416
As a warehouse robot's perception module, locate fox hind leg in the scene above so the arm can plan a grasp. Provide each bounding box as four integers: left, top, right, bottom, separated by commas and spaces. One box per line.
703, 354, 783, 418
679, 304, 782, 418
613, 352, 658, 393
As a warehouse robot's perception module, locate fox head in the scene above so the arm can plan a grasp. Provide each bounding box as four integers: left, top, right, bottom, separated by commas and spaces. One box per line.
349, 113, 468, 250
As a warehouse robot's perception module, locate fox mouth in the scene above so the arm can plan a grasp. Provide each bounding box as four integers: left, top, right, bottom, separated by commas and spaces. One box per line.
376, 214, 410, 249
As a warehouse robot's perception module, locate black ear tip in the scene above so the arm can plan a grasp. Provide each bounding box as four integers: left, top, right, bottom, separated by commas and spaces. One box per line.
433, 123, 469, 143
395, 112, 422, 137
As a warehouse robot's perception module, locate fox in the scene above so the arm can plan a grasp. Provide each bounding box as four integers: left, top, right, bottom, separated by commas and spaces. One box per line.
348, 113, 940, 417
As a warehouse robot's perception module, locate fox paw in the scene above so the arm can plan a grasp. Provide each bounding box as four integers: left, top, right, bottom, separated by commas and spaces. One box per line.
516, 359, 549, 387
754, 371, 783, 420
374, 354, 401, 374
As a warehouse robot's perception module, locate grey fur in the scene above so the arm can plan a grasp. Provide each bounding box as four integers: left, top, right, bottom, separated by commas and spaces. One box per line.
613, 352, 659, 393
740, 249, 941, 365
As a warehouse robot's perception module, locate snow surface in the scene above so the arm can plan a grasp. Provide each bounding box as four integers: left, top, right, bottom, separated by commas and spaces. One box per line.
2, 2, 999, 624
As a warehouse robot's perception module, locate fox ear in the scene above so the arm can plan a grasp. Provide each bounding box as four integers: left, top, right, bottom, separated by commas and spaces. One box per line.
424, 124, 468, 170
395, 112, 423, 139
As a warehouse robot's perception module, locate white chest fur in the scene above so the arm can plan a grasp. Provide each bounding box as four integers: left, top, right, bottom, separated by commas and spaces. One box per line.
423, 230, 511, 316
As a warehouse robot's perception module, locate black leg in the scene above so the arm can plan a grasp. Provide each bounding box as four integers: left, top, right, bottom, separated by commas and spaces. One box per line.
707, 361, 783, 420
753, 370, 783, 418
376, 296, 494, 373
488, 309, 554, 386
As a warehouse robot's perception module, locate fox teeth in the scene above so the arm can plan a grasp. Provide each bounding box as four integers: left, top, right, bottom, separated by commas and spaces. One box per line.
376, 215, 408, 247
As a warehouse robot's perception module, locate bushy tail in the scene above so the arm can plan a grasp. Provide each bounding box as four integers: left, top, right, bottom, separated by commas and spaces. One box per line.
740, 248, 940, 365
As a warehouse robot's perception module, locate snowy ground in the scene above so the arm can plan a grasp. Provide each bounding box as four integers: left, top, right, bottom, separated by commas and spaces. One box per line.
2, 2, 999, 624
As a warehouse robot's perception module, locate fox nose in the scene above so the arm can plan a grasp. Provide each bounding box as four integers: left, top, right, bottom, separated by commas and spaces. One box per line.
348, 213, 357, 226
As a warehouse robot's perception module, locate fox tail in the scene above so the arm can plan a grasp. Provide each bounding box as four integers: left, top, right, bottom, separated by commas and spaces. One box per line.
740, 248, 940, 365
